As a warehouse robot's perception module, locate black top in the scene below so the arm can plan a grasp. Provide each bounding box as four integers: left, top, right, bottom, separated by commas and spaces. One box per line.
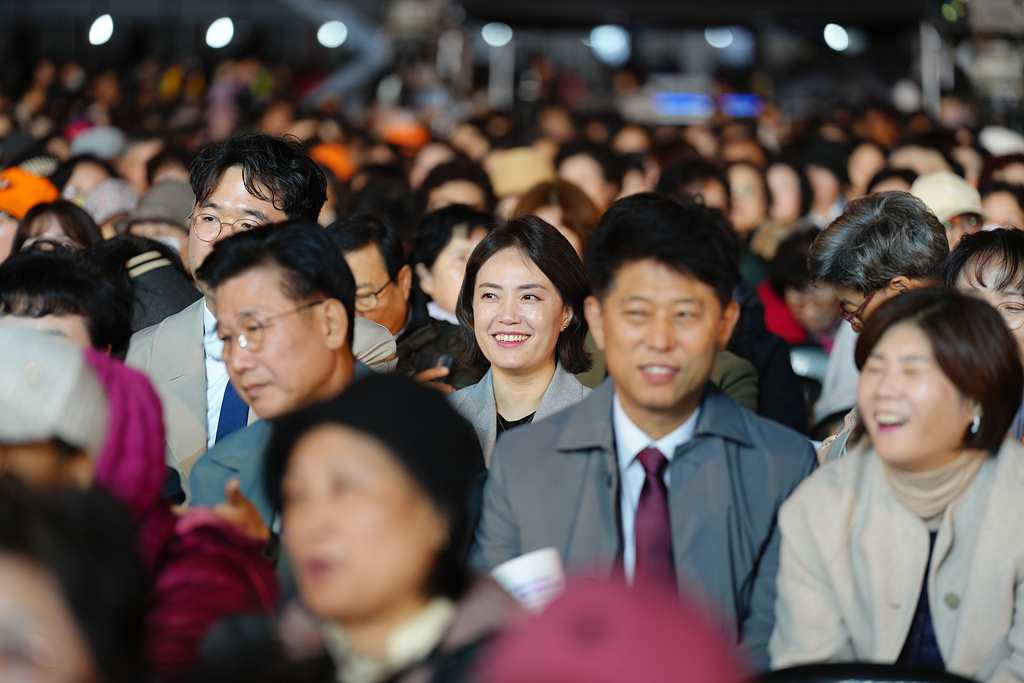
496, 412, 535, 435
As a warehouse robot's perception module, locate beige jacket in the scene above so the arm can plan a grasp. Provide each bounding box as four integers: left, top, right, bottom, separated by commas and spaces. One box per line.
770, 438, 1024, 683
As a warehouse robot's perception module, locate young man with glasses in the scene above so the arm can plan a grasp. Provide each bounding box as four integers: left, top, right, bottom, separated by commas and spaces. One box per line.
807, 191, 949, 461
126, 135, 395, 503
187, 222, 361, 525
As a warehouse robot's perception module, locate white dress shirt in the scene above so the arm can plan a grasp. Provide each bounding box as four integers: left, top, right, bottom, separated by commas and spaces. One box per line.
426, 301, 459, 325
612, 393, 700, 583
203, 304, 231, 449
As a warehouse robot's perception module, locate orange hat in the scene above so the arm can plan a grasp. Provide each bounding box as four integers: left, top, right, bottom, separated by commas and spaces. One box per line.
382, 121, 431, 154
0, 167, 59, 220
310, 142, 355, 182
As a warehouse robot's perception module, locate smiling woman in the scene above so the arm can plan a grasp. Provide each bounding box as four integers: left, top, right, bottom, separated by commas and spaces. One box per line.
448, 216, 592, 464
771, 289, 1024, 678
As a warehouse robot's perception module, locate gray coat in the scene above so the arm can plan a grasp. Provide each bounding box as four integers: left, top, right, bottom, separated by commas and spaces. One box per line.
470, 378, 816, 670
448, 363, 591, 467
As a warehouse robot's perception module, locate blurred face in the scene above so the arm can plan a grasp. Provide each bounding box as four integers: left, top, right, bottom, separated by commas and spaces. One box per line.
118, 139, 163, 195
0, 555, 98, 683
784, 283, 840, 336
945, 213, 983, 251
531, 205, 583, 258
409, 143, 456, 190
63, 161, 108, 204
955, 260, 1024, 359
128, 221, 189, 268
188, 166, 289, 284
0, 441, 93, 490
847, 143, 886, 198
343, 243, 410, 337
585, 260, 739, 433
0, 212, 18, 262
558, 154, 615, 213
728, 164, 767, 236
868, 176, 912, 194
282, 424, 447, 625
472, 248, 571, 379
22, 215, 78, 251
806, 164, 841, 208
692, 178, 729, 213
0, 314, 92, 349
766, 164, 802, 225
858, 323, 976, 473
983, 191, 1024, 229
215, 267, 350, 420
995, 162, 1024, 186
417, 227, 486, 316
426, 181, 487, 213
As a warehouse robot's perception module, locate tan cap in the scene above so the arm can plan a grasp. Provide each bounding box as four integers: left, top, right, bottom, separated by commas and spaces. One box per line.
0, 325, 109, 457
910, 171, 986, 224
488, 147, 556, 198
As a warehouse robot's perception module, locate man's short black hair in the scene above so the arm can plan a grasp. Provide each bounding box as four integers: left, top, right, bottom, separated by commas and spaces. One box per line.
656, 157, 731, 204
555, 141, 624, 185
416, 160, 497, 215
769, 228, 821, 298
409, 205, 494, 271
0, 248, 133, 358
866, 167, 918, 193
189, 134, 327, 223
586, 193, 740, 307
196, 222, 356, 342
328, 214, 406, 283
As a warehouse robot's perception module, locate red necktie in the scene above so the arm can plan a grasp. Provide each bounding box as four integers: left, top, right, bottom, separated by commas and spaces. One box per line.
634, 447, 676, 592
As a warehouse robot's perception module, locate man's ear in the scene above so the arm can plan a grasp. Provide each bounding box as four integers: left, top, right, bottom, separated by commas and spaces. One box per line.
322, 299, 350, 351
888, 275, 914, 294
414, 263, 434, 298
584, 295, 606, 351
398, 264, 413, 302
717, 300, 741, 351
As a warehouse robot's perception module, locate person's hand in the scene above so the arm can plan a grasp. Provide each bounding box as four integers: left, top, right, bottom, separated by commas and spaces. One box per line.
211, 477, 271, 542
412, 365, 455, 394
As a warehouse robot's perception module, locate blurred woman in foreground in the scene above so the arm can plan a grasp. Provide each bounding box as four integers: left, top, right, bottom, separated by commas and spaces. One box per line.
771, 289, 1024, 680
264, 374, 517, 683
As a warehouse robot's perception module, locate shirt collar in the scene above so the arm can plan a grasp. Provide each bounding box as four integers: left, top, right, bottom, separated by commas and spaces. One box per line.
612, 392, 701, 469
202, 303, 223, 359
426, 301, 459, 325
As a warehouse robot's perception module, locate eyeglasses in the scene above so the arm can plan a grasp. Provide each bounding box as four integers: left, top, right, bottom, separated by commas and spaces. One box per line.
354, 281, 392, 313
190, 213, 265, 243
216, 300, 325, 360
997, 301, 1024, 331
838, 289, 877, 324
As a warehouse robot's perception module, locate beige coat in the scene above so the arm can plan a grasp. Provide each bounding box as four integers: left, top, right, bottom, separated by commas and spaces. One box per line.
770, 438, 1024, 683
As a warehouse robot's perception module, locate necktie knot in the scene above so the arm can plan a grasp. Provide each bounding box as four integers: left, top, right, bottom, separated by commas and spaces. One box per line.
637, 447, 668, 478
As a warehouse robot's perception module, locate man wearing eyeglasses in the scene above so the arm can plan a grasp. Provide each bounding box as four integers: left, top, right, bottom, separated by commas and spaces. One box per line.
187, 222, 362, 525
808, 191, 949, 462
127, 134, 395, 503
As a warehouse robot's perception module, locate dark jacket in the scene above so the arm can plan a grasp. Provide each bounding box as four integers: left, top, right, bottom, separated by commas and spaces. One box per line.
470, 379, 817, 670
396, 292, 484, 390
729, 282, 808, 433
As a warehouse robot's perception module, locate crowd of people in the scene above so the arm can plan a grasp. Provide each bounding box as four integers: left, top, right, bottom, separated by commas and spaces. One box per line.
3, 51, 1024, 683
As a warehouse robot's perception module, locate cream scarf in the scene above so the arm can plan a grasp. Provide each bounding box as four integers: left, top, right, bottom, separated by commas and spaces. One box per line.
321, 597, 456, 683
883, 449, 986, 529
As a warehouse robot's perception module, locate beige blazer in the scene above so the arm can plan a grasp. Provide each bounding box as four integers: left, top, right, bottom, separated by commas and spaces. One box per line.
127, 299, 397, 500
770, 438, 1024, 683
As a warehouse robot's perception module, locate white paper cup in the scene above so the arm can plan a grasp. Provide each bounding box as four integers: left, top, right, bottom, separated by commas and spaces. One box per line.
491, 547, 566, 613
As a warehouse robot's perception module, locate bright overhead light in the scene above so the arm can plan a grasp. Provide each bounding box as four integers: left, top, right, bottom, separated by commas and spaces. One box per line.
89, 14, 114, 46
824, 23, 850, 51
206, 17, 234, 49
590, 25, 631, 67
481, 22, 513, 48
705, 27, 734, 49
317, 20, 348, 48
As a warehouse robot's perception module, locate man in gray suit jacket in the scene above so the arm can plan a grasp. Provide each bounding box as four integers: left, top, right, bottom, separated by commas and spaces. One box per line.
471, 194, 816, 670
186, 222, 366, 528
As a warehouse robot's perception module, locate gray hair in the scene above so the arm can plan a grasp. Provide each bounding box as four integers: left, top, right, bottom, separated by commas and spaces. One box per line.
808, 192, 949, 294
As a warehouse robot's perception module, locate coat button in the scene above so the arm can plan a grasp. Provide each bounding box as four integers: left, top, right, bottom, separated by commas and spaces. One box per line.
944, 593, 960, 609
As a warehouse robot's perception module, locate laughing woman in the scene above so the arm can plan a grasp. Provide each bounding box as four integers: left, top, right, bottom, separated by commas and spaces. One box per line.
770, 289, 1024, 681
448, 216, 592, 466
